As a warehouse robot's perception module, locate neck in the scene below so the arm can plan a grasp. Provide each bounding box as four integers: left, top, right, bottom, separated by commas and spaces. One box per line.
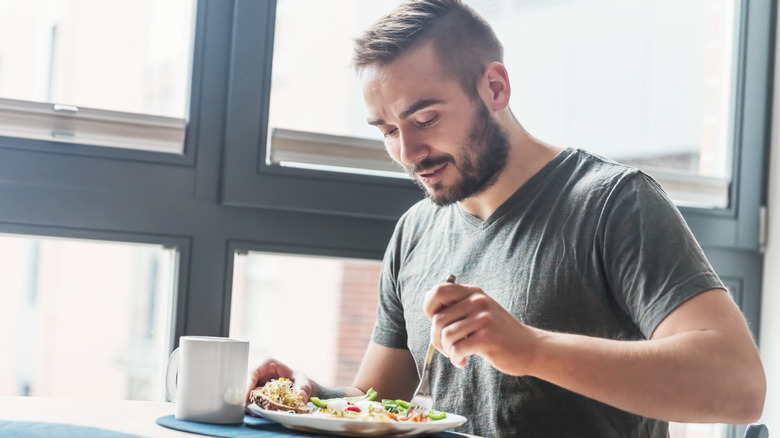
458, 115, 563, 220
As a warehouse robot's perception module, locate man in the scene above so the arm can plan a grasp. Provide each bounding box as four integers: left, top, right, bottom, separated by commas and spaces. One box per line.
247, 1, 766, 436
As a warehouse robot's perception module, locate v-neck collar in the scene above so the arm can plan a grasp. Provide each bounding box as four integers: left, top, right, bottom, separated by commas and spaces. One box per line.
455, 147, 575, 229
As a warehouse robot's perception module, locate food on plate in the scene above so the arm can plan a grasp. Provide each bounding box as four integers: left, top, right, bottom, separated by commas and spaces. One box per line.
310, 390, 447, 422
251, 379, 448, 422
249, 378, 307, 413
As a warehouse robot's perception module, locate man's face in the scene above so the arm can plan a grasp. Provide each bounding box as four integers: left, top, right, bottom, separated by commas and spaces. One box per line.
362, 43, 509, 206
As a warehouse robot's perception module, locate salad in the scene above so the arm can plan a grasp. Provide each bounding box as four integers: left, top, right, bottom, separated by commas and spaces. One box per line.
250, 378, 307, 413
309, 388, 447, 422
251, 379, 447, 423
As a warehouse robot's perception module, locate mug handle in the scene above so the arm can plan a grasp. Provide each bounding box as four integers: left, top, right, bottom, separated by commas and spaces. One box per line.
165, 348, 181, 402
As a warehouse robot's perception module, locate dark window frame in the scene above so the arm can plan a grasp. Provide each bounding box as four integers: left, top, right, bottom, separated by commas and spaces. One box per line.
0, 1, 207, 167
221, 0, 775, 250
0, 4, 772, 424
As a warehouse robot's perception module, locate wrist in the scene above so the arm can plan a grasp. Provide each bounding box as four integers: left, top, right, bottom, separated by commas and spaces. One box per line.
523, 326, 552, 378
311, 382, 349, 400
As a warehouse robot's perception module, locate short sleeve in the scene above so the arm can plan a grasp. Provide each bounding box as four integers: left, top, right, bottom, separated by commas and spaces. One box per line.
601, 173, 725, 337
371, 221, 410, 349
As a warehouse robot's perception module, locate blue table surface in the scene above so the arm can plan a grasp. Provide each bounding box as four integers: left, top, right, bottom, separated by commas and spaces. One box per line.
0, 414, 467, 438
0, 419, 146, 438
156, 415, 467, 437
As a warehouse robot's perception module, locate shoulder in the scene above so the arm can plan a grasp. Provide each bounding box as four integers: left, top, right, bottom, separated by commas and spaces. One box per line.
550, 148, 653, 205
564, 148, 644, 187
577, 150, 672, 206
550, 149, 678, 228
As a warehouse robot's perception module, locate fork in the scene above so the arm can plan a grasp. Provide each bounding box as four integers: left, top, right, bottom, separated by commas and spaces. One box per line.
409, 274, 456, 415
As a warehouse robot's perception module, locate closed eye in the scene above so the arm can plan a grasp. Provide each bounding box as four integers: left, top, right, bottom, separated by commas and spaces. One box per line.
417, 116, 439, 128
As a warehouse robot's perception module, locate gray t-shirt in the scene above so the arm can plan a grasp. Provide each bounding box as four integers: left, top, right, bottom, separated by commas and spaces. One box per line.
372, 148, 724, 438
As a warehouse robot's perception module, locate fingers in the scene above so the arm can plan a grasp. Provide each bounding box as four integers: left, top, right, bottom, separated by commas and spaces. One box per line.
291, 371, 313, 402
245, 358, 295, 401
429, 292, 487, 350
424, 282, 514, 368
423, 281, 536, 373
247, 358, 293, 390
422, 282, 479, 318
447, 327, 487, 368
438, 307, 492, 352
244, 358, 315, 410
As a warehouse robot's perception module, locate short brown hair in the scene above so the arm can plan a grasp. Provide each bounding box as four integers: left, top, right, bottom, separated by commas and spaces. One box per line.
353, 0, 503, 99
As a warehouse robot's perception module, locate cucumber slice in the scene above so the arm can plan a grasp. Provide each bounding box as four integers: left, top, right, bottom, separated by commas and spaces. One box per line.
427, 409, 447, 420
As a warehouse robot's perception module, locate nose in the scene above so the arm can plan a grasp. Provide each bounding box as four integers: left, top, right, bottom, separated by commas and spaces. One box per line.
396, 129, 428, 167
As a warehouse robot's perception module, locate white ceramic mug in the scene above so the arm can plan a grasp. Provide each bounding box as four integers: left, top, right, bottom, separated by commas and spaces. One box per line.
165, 336, 249, 424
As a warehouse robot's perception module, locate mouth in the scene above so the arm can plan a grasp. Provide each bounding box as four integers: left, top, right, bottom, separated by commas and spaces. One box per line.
417, 163, 448, 185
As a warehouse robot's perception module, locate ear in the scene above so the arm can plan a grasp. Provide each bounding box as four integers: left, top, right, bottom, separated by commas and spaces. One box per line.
480, 62, 511, 111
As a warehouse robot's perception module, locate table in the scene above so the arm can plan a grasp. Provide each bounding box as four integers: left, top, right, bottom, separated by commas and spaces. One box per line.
0, 396, 188, 437
0, 396, 481, 437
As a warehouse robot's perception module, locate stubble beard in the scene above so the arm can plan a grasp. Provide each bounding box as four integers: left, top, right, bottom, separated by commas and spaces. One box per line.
406, 103, 510, 206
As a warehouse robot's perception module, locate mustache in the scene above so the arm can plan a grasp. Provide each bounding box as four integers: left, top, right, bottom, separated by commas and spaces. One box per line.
405, 156, 456, 175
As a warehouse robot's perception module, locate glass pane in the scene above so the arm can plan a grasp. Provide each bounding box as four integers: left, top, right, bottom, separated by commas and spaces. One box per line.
669, 423, 728, 438
266, 0, 404, 176
478, 0, 737, 208
229, 252, 381, 387
0, 234, 177, 401
0, 0, 195, 119
268, 0, 737, 208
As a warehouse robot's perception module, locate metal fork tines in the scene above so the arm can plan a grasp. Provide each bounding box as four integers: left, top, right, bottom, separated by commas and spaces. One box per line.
409, 274, 456, 415
409, 343, 436, 413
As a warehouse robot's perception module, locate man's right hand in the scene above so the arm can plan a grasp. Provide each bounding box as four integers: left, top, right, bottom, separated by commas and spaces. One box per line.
246, 342, 421, 414
245, 358, 315, 412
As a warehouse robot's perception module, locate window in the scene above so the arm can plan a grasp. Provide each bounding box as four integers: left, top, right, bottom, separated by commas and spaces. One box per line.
220, 0, 422, 219
0, 5, 768, 436
222, 0, 769, 243
222, 3, 770, 437
0, 0, 195, 154
266, 0, 403, 176
484, 0, 737, 209
0, 234, 177, 400
668, 424, 724, 438
265, 0, 738, 209
229, 251, 381, 387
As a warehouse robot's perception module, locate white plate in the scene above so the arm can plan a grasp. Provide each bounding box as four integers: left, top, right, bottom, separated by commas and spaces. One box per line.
247, 404, 468, 437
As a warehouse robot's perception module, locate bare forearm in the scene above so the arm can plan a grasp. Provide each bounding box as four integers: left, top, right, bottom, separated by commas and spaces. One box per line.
311, 383, 364, 400
526, 328, 765, 423
428, 285, 765, 423
311, 342, 419, 401
351, 342, 420, 401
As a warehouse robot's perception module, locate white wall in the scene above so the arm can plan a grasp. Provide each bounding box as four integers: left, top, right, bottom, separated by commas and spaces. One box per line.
758, 7, 780, 429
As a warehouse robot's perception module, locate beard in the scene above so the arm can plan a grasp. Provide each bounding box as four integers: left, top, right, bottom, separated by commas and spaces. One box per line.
404, 102, 510, 206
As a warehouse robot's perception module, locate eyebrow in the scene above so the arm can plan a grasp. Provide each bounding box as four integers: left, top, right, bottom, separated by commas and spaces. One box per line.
367, 98, 445, 126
